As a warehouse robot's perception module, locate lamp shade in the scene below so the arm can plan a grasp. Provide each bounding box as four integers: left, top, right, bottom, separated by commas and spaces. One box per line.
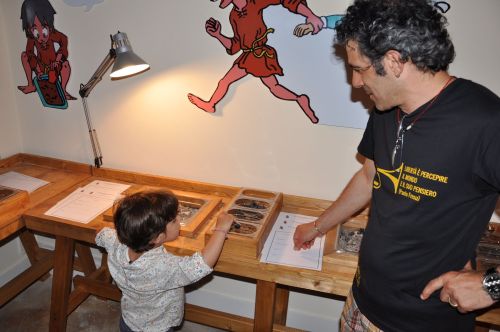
110, 32, 150, 78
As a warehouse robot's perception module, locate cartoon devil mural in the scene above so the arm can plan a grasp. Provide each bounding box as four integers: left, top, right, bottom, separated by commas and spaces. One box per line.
18, 0, 76, 109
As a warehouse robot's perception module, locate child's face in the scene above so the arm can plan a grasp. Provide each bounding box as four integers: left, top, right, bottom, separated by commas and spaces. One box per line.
31, 16, 50, 45
164, 216, 181, 242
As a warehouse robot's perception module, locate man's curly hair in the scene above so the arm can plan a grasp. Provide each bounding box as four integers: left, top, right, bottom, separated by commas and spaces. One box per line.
335, 0, 455, 75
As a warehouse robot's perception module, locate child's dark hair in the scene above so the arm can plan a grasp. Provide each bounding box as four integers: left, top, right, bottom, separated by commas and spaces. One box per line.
113, 191, 179, 253
20, 0, 57, 37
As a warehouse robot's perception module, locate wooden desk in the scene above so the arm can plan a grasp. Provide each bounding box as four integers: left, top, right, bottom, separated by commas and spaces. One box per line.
0, 154, 91, 307
12, 155, 500, 331
22, 164, 349, 331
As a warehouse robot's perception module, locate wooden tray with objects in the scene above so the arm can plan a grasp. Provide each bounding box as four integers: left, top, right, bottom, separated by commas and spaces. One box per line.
103, 185, 222, 238
323, 208, 369, 271
205, 188, 283, 258
0, 186, 29, 225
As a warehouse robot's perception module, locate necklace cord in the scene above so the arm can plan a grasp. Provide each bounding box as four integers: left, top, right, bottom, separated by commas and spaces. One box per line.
397, 76, 455, 130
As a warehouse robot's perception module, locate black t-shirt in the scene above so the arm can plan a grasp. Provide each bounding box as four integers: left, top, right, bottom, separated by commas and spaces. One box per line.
353, 78, 500, 332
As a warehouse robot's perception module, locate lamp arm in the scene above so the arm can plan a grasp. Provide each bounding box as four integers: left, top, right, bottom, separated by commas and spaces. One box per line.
78, 48, 116, 168
82, 97, 103, 168
78, 48, 116, 98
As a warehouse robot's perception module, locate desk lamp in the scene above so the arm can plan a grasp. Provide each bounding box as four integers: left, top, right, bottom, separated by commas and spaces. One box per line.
79, 31, 150, 168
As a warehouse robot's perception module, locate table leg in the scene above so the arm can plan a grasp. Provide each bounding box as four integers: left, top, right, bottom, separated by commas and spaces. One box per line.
19, 229, 51, 281
49, 236, 75, 332
75, 242, 97, 275
19, 229, 41, 264
274, 285, 289, 325
254, 280, 277, 332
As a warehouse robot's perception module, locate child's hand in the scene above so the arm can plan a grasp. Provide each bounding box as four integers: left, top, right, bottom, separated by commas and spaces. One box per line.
215, 212, 234, 233
293, 23, 314, 37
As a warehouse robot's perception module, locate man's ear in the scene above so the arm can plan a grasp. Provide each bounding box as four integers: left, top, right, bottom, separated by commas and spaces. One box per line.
385, 50, 405, 78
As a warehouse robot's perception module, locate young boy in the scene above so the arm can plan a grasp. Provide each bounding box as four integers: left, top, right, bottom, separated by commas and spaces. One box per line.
95, 190, 233, 332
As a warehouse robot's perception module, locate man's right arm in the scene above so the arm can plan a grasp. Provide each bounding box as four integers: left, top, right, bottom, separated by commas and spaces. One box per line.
293, 157, 375, 250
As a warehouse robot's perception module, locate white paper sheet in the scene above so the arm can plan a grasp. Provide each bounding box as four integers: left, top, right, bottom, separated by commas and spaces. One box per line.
0, 171, 49, 193
44, 180, 130, 224
260, 212, 324, 271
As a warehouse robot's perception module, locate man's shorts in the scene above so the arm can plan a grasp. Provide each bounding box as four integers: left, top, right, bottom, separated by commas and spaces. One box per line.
340, 290, 383, 332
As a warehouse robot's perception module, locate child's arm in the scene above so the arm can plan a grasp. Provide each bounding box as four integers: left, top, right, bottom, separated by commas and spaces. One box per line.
95, 226, 114, 248
201, 212, 234, 267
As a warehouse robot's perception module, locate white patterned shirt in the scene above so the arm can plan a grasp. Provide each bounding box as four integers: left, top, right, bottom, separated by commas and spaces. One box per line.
96, 227, 212, 331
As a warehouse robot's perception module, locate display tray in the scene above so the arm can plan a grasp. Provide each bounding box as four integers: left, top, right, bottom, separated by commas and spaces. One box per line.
0, 186, 29, 222
333, 210, 368, 255
103, 186, 221, 238
205, 188, 283, 258
0, 186, 18, 202
336, 225, 364, 254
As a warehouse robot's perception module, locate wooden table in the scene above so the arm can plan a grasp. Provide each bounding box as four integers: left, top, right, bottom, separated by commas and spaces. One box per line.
8, 154, 500, 331
21, 161, 352, 331
0, 154, 91, 307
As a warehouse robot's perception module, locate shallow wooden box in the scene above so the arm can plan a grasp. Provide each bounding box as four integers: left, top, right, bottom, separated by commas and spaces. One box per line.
323, 209, 369, 269
103, 185, 221, 238
0, 186, 29, 223
205, 188, 283, 258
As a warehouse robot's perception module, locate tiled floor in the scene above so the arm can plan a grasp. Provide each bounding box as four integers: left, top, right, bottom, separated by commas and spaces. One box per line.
0, 276, 224, 332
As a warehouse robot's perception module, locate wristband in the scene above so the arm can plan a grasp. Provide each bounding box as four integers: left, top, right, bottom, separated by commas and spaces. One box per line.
313, 220, 325, 235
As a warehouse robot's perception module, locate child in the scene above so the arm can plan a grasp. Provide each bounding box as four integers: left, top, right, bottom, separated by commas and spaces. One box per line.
95, 190, 233, 332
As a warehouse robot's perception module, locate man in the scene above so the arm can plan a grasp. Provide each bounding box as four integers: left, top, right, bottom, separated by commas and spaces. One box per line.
293, 0, 500, 331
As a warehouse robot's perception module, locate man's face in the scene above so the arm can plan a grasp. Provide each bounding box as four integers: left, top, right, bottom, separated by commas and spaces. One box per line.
30, 16, 50, 45
346, 40, 398, 111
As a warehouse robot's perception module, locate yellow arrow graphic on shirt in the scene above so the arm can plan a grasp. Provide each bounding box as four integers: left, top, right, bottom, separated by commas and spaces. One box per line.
373, 164, 404, 193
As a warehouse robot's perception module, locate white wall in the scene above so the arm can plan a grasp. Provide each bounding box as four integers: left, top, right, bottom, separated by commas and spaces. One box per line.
0, 0, 27, 296
1, 1, 499, 331
1, 0, 363, 200
0, 4, 23, 157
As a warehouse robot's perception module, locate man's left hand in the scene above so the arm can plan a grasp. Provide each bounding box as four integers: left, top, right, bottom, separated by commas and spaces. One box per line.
420, 270, 495, 313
